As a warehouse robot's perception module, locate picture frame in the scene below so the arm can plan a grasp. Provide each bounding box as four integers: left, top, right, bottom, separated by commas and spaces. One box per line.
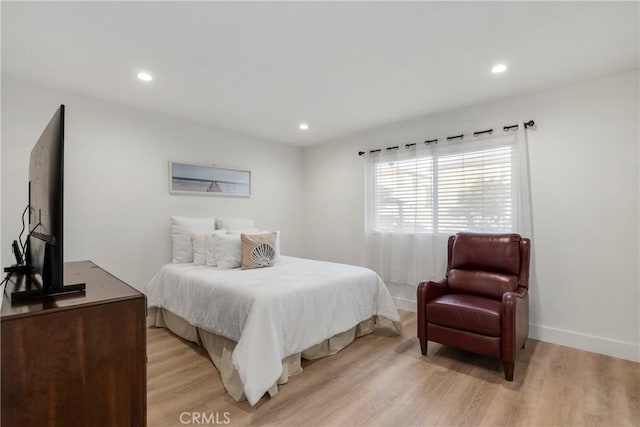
169, 161, 251, 197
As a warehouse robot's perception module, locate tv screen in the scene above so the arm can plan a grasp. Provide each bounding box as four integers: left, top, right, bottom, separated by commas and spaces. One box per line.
9, 104, 84, 301
28, 105, 65, 291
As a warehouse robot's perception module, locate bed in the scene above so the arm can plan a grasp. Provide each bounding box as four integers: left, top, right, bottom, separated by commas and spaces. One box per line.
146, 255, 401, 405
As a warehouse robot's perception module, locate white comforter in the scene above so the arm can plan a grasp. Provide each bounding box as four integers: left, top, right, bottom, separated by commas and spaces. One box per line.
146, 256, 401, 405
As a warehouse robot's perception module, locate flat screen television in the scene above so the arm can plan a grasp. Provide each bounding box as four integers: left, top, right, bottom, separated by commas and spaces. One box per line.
11, 104, 85, 301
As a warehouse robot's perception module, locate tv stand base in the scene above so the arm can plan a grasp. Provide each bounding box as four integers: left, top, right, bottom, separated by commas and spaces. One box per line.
3, 265, 30, 275
11, 283, 86, 302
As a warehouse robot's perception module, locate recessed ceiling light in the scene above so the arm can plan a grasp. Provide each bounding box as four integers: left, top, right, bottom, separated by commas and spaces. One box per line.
491, 64, 507, 74
299, 123, 309, 130
137, 71, 153, 82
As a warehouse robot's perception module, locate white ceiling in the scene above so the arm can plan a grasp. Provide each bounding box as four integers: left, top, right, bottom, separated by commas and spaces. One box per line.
3, 1, 638, 146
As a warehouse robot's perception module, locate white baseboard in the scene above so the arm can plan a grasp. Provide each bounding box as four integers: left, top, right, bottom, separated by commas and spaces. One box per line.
390, 297, 639, 363
529, 323, 639, 363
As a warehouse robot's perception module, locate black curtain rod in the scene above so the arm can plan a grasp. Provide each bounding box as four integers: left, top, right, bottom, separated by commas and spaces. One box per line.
473, 129, 493, 137
358, 119, 535, 156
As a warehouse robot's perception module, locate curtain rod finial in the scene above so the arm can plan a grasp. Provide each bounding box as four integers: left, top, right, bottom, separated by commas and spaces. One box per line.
358, 151, 365, 156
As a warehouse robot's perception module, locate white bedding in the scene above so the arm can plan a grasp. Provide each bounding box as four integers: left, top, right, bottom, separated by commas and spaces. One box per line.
146, 256, 401, 405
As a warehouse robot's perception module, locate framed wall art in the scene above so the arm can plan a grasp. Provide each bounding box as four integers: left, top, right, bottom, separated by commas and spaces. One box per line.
169, 161, 251, 197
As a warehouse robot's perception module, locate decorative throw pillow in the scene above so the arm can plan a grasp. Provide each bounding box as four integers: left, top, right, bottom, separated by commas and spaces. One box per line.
241, 232, 278, 270
205, 230, 230, 267
212, 230, 272, 269
213, 233, 244, 269
192, 234, 206, 265
171, 216, 216, 263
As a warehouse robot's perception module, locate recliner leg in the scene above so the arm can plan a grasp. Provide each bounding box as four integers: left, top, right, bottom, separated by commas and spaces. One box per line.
419, 338, 428, 355
503, 361, 515, 381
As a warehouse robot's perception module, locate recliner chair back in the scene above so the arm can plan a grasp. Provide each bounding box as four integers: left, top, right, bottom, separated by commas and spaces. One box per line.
446, 233, 528, 300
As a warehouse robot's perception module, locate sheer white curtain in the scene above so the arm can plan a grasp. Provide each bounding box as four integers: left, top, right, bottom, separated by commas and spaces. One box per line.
364, 123, 534, 289
514, 124, 534, 238
364, 143, 449, 287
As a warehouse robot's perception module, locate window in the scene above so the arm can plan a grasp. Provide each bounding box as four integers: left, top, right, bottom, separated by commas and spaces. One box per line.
368, 138, 514, 234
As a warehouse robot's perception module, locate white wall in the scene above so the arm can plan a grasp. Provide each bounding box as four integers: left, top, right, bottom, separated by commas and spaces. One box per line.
303, 70, 640, 362
1, 76, 304, 292
3, 71, 638, 363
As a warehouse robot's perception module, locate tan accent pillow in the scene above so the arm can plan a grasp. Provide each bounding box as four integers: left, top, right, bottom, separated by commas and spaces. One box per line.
241, 232, 278, 270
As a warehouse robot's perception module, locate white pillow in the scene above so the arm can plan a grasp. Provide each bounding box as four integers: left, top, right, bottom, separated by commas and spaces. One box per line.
273, 230, 281, 260
205, 230, 228, 267
171, 216, 216, 263
214, 230, 280, 269
192, 234, 206, 265
213, 234, 243, 269
217, 218, 255, 231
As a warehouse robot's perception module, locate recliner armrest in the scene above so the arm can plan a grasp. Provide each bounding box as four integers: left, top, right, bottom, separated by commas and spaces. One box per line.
503, 286, 527, 302
417, 279, 449, 303
417, 279, 449, 340
501, 286, 529, 363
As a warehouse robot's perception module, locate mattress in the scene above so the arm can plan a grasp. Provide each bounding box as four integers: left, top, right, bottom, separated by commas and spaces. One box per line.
146, 256, 401, 405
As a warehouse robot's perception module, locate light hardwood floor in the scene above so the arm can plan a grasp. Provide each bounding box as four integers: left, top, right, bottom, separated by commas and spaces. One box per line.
147, 311, 639, 426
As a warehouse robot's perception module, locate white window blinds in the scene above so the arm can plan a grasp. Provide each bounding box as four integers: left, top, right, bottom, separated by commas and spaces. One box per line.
374, 157, 434, 233
437, 146, 513, 233
368, 137, 515, 234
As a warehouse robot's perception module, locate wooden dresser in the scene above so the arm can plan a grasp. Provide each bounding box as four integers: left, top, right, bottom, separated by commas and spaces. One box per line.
1, 261, 146, 427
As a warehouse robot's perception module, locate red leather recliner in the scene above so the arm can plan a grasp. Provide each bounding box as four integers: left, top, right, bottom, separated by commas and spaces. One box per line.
417, 233, 531, 380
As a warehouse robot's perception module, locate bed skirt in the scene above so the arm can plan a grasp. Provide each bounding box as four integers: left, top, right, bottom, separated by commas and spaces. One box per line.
148, 307, 378, 402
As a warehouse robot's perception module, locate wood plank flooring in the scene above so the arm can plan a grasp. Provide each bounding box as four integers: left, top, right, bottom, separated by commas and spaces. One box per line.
147, 311, 639, 426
